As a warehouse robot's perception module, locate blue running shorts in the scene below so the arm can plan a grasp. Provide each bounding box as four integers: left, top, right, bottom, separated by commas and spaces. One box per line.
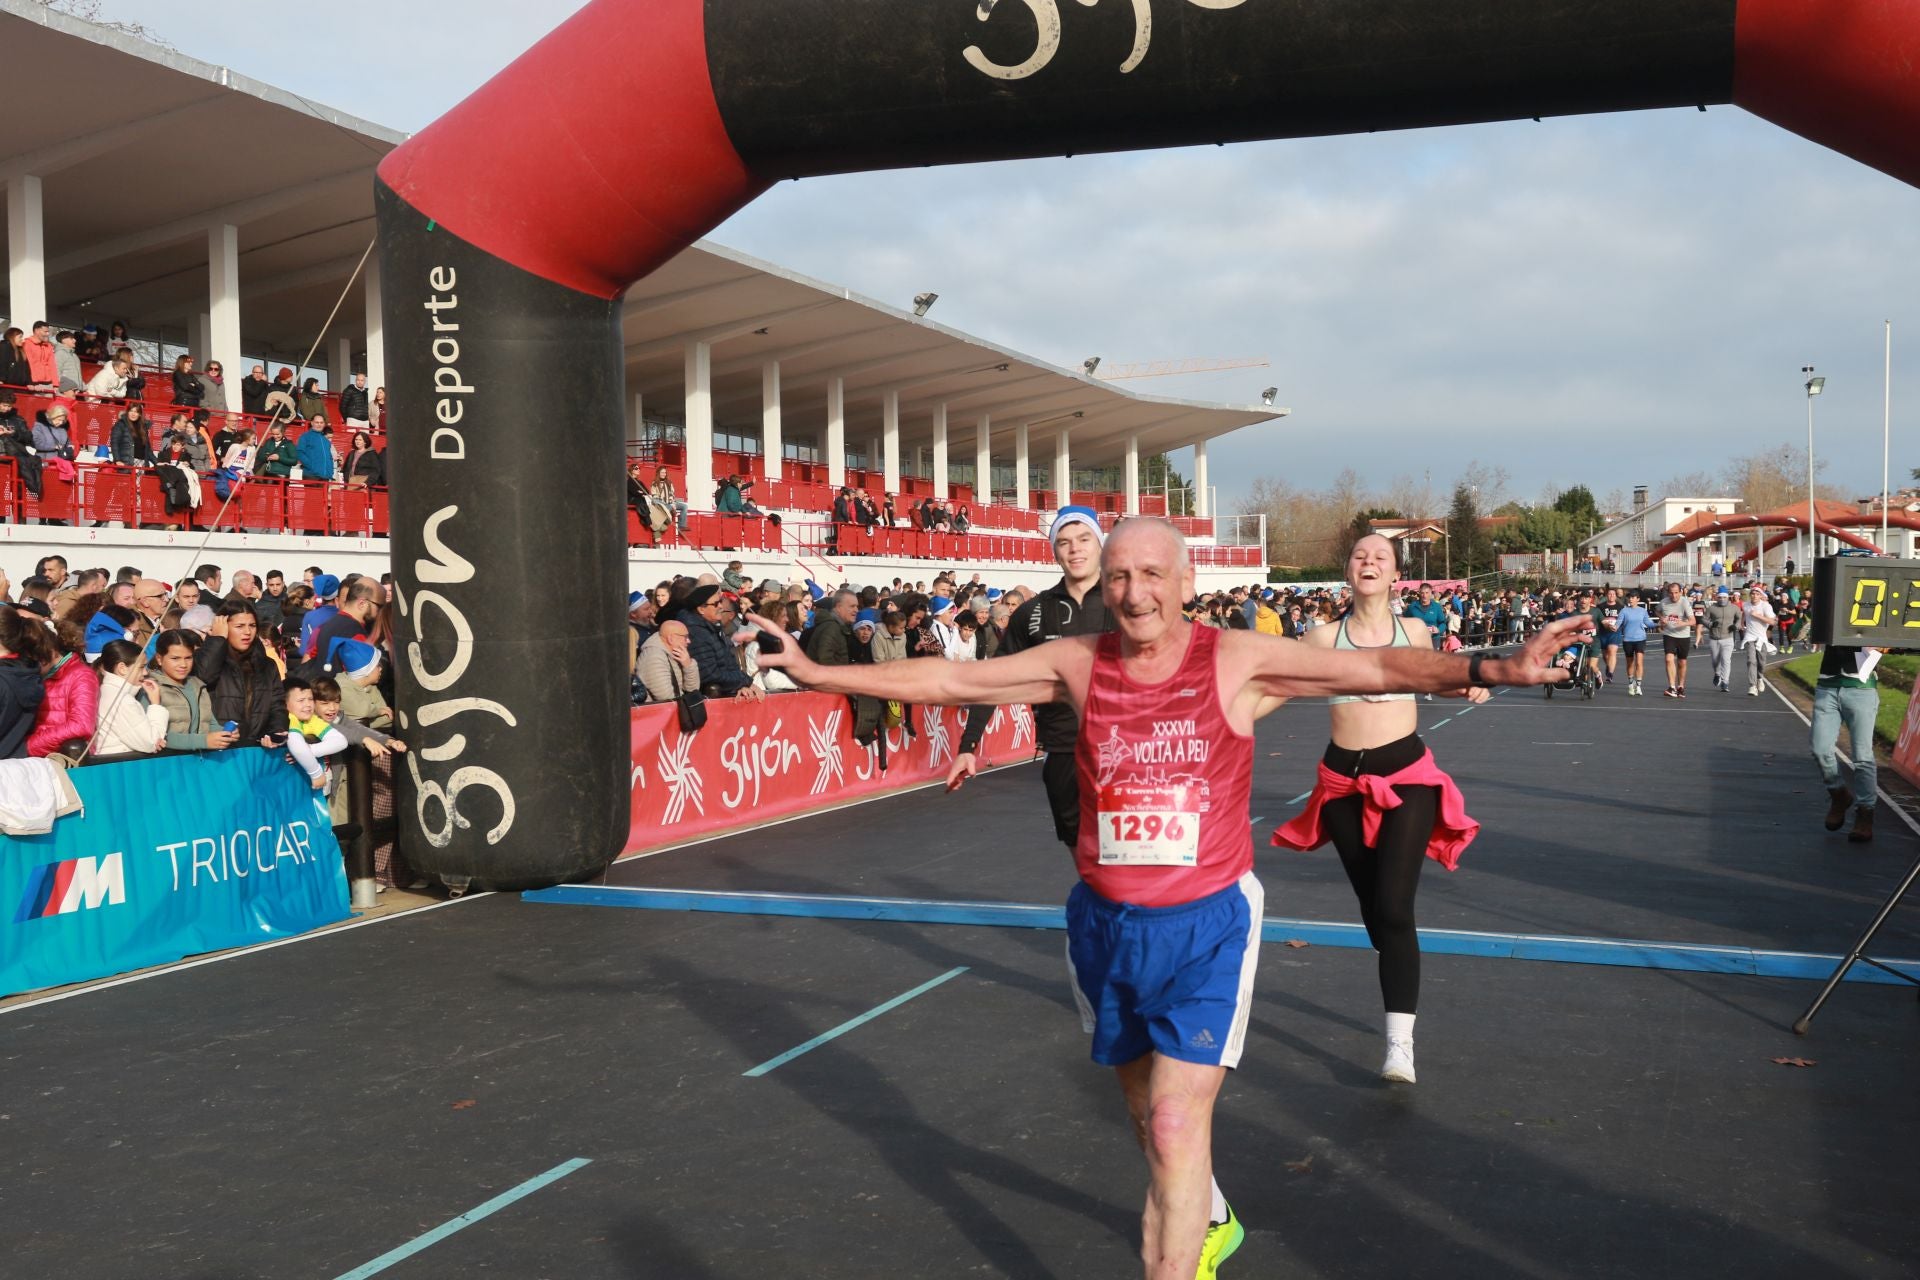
1065, 872, 1263, 1069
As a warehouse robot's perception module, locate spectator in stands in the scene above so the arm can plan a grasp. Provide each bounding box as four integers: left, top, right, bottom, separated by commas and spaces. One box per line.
278, 584, 312, 647
339, 373, 371, 427
371, 386, 387, 431
872, 605, 909, 663
806, 590, 860, 665
1253, 591, 1283, 635
240, 365, 272, 417
299, 574, 342, 656
53, 330, 84, 393
0, 608, 47, 758
166, 412, 213, 470
111, 402, 155, 466
715, 473, 761, 517
171, 354, 204, 409
650, 466, 689, 534
0, 328, 34, 389
194, 602, 286, 744
264, 368, 298, 417
850, 610, 878, 663
855, 489, 879, 527
89, 639, 170, 756
679, 583, 760, 701
16, 576, 55, 618
295, 377, 326, 421
722, 560, 750, 592
210, 415, 247, 468
129, 578, 171, 648
343, 431, 383, 487
32, 403, 74, 460
55, 568, 104, 618
201, 361, 230, 412
76, 324, 106, 362
23, 322, 59, 391
107, 320, 132, 350
637, 618, 699, 704
174, 578, 204, 614
832, 487, 854, 524
296, 416, 336, 482
83, 350, 135, 401
882, 494, 898, 527
953, 504, 972, 534
0, 391, 38, 496
254, 419, 297, 478
148, 629, 234, 751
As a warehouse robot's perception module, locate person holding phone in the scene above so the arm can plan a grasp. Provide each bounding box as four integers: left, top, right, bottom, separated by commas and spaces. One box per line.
191, 601, 286, 745
149, 629, 239, 751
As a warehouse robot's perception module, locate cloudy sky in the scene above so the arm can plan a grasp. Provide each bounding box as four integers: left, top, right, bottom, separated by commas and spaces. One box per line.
107, 0, 1920, 514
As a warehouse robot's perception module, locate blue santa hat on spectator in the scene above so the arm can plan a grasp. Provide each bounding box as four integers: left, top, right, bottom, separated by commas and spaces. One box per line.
312, 573, 340, 600
929, 595, 955, 616
327, 638, 383, 682
627, 590, 645, 610
985, 588, 1003, 601
1048, 504, 1105, 545
853, 609, 879, 631
83, 612, 132, 660
805, 578, 826, 602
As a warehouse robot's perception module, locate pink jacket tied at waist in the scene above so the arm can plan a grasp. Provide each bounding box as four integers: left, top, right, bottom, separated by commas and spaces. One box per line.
1271, 749, 1479, 871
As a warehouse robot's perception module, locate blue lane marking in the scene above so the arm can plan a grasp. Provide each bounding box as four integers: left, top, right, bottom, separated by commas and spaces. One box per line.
331, 1158, 592, 1280
523, 886, 1920, 986
743, 966, 969, 1077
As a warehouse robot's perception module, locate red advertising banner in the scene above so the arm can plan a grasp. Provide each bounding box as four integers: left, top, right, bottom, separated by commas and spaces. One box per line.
1891, 692, 1920, 789
624, 693, 1040, 855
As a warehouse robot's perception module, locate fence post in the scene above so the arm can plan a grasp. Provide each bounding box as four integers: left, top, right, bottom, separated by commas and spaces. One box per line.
344, 746, 378, 909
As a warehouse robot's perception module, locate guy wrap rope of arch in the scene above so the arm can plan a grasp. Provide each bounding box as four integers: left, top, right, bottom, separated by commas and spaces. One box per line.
373, 0, 1920, 888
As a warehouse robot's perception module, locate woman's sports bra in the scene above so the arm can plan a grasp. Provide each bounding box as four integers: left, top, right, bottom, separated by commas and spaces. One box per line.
1329, 614, 1417, 704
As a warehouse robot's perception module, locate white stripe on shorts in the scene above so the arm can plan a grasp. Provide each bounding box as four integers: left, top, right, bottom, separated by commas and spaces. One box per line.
1065, 931, 1098, 1034
1222, 871, 1264, 1069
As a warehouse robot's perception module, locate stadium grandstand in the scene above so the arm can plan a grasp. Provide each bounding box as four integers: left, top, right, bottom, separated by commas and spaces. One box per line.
0, 1, 1282, 591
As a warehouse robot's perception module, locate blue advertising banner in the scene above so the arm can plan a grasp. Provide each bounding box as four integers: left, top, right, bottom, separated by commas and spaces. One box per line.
0, 748, 349, 998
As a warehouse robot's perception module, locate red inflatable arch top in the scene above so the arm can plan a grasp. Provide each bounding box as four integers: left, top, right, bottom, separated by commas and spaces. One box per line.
371, 0, 1920, 886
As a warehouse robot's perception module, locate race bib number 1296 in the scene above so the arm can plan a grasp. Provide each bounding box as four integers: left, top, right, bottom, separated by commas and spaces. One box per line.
1097, 783, 1201, 867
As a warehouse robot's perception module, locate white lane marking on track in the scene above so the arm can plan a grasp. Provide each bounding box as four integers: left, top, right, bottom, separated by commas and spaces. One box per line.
1531, 742, 1593, 746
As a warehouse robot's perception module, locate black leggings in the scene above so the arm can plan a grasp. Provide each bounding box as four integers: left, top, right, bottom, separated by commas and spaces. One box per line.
1042, 751, 1080, 849
1319, 733, 1437, 1015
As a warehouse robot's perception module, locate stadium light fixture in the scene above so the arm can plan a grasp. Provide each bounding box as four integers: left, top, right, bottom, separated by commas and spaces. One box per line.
1083, 356, 1101, 375
913, 292, 938, 316
1260, 387, 1277, 406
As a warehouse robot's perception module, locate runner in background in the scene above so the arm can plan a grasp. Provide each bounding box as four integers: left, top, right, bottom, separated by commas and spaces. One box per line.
1615, 589, 1652, 696
1595, 586, 1623, 686
1656, 582, 1696, 699
1702, 587, 1741, 692
1740, 584, 1777, 696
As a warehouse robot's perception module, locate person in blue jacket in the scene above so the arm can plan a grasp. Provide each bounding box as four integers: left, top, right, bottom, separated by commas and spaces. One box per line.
295, 418, 336, 481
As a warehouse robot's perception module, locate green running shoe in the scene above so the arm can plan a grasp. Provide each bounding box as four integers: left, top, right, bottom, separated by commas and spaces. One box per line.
1197, 1201, 1245, 1277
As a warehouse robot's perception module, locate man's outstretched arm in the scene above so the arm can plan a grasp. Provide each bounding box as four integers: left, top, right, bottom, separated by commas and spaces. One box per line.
751, 615, 1090, 710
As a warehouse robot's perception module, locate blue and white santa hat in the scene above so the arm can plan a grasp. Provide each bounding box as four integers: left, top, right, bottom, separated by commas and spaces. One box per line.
1048, 504, 1105, 544
327, 637, 383, 682
805, 578, 827, 602
928, 595, 956, 616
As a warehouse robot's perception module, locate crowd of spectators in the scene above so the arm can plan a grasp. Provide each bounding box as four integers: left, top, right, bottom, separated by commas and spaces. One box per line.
0, 319, 387, 513
0, 555, 406, 864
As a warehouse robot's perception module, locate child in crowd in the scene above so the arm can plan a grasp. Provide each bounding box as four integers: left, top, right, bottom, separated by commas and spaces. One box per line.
284, 676, 348, 791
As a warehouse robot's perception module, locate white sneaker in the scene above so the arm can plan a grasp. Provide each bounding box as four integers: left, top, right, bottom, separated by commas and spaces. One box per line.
1382, 1036, 1417, 1083
1749, 685, 1761, 697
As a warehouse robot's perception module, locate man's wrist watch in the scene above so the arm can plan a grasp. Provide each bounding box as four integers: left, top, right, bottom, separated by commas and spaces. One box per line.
1468, 653, 1496, 688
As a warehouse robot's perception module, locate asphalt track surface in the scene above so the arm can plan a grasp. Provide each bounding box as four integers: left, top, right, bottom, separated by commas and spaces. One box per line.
3, 655, 1918, 1279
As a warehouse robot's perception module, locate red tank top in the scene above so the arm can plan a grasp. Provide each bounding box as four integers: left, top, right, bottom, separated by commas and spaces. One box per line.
1074, 624, 1254, 906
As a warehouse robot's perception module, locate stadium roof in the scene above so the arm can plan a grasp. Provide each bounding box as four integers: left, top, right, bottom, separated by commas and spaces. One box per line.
0, 1, 1285, 468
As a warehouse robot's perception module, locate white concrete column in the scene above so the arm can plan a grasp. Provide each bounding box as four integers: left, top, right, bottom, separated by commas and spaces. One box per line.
5, 175, 46, 334
627, 391, 646, 450
761, 360, 783, 480
868, 436, 882, 477
684, 340, 714, 511
1124, 434, 1141, 516
932, 403, 949, 500
882, 390, 901, 495
362, 251, 386, 393
1015, 422, 1030, 510
1193, 441, 1210, 519
332, 336, 353, 391
974, 414, 991, 502
1053, 429, 1071, 509
914, 445, 927, 478
191, 313, 213, 365
825, 375, 845, 486
208, 223, 243, 401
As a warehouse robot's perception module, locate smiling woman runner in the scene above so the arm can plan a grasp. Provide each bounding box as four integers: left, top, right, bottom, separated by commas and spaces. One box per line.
1272, 534, 1485, 1085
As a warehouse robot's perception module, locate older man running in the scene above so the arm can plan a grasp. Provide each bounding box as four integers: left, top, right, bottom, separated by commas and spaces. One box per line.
754, 519, 1585, 1280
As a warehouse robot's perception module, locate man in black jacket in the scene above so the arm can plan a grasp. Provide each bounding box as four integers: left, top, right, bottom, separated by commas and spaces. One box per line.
240, 365, 272, 417
0, 392, 43, 497
806, 590, 860, 666
338, 373, 371, 426
949, 505, 1112, 846
678, 584, 761, 701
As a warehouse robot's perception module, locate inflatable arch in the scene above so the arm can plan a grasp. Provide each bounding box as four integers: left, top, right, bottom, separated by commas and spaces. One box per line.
373, 0, 1920, 887
1732, 515, 1920, 569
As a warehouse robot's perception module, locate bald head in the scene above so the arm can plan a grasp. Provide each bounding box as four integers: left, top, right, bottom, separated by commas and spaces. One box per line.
1102, 517, 1191, 575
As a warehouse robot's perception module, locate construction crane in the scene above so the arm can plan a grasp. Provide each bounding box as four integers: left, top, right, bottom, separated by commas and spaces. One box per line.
1091, 356, 1270, 380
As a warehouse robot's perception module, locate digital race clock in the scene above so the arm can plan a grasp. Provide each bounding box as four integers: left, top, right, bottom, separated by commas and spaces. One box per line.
1812, 555, 1920, 646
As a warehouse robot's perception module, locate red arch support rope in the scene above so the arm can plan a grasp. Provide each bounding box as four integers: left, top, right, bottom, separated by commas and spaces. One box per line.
374, 0, 1920, 887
